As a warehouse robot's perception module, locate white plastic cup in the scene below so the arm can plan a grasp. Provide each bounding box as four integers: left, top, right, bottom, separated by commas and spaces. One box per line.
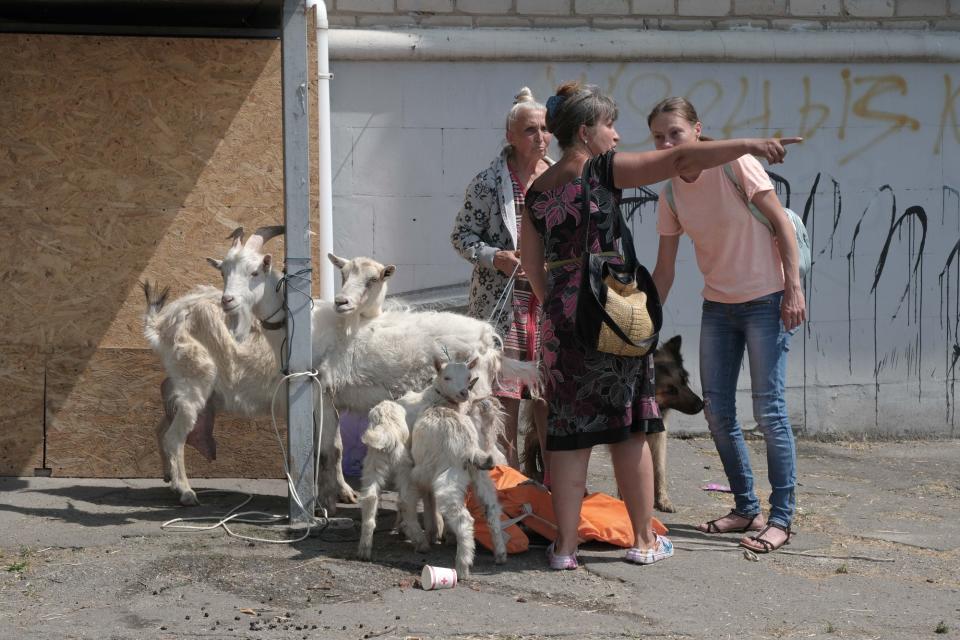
420, 564, 457, 590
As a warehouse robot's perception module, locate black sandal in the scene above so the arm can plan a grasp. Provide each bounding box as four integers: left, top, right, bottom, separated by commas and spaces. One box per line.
741, 522, 792, 553
698, 510, 763, 534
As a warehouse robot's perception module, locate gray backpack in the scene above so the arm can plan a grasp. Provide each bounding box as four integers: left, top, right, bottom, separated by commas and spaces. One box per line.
663, 163, 811, 279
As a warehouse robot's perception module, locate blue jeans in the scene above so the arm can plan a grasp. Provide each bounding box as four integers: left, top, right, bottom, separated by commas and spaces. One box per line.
700, 291, 797, 528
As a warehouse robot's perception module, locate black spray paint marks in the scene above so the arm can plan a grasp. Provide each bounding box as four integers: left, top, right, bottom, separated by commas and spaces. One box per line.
939, 240, 960, 430
938, 185, 960, 433
621, 186, 660, 224
845, 186, 891, 376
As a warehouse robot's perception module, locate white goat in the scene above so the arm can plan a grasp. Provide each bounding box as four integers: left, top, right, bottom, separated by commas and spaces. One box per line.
398, 368, 508, 579
357, 355, 485, 560
213, 238, 541, 516
143, 226, 392, 506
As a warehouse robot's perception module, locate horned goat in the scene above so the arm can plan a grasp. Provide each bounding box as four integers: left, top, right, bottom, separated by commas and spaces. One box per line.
143, 226, 392, 506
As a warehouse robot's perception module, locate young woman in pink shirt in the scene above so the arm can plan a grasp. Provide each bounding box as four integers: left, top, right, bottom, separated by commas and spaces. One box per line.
649, 97, 806, 554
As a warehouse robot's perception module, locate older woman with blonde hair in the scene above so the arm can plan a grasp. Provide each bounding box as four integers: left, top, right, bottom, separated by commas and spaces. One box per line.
451, 87, 553, 474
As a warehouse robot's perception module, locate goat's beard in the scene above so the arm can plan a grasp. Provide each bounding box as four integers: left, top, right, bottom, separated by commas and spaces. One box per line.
224, 305, 256, 343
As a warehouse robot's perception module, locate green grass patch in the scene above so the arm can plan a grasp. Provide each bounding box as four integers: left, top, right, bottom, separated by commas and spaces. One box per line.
5, 561, 27, 573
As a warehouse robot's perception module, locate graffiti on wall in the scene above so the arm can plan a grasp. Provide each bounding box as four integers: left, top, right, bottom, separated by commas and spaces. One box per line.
547, 65, 960, 164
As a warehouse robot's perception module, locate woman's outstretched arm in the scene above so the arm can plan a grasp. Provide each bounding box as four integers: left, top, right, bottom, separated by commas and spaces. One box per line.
613, 137, 802, 190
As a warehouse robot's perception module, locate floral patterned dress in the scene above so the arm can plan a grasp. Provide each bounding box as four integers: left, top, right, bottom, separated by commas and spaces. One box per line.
526, 151, 663, 451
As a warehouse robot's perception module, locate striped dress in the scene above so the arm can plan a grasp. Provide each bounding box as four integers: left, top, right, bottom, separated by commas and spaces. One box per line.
495, 168, 542, 400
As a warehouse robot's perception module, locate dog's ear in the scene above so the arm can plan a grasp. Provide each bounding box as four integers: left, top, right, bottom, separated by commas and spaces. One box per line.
665, 335, 682, 353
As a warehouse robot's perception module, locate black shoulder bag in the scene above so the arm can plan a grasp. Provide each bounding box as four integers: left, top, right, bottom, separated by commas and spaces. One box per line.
574, 160, 662, 357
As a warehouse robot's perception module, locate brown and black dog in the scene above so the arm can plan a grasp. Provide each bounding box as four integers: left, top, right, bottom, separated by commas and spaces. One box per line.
649, 335, 704, 512
521, 335, 703, 513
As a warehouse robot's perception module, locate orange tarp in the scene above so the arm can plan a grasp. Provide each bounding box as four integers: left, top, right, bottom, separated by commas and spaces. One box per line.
467, 465, 667, 554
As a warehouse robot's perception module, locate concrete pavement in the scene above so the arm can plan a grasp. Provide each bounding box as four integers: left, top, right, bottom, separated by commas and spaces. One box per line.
1, 436, 958, 639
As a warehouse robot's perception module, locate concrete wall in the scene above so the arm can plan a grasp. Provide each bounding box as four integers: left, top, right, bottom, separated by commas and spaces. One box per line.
320, 0, 960, 30
328, 57, 960, 437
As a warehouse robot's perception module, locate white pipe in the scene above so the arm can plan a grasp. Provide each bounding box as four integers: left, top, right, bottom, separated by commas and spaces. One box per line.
328, 28, 960, 63
306, 0, 335, 301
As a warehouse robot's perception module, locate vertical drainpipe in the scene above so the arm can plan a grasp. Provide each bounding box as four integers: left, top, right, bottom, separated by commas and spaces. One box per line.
306, 0, 335, 301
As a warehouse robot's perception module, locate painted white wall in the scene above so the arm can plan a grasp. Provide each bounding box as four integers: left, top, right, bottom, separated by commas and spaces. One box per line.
329, 60, 960, 437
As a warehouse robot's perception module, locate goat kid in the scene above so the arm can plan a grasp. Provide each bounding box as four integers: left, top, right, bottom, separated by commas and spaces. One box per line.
357, 356, 482, 561
144, 226, 392, 506
397, 360, 507, 579
404, 408, 506, 580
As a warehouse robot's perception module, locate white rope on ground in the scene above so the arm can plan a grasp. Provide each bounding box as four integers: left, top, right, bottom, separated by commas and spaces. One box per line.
161, 370, 350, 544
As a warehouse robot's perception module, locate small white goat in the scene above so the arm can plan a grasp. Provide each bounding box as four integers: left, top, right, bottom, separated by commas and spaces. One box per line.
357, 355, 487, 561
402, 399, 507, 579
144, 226, 393, 506
361, 356, 505, 579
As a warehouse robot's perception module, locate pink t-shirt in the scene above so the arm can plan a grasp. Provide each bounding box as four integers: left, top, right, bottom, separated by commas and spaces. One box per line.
656, 154, 785, 304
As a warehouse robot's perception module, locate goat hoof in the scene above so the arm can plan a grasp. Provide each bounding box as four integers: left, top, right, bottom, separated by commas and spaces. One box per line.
356, 545, 372, 561
338, 485, 358, 504
494, 552, 507, 565
179, 490, 200, 506
456, 565, 470, 581
414, 541, 431, 554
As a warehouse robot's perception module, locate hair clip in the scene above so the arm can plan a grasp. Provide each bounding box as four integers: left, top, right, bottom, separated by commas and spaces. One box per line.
546, 94, 566, 119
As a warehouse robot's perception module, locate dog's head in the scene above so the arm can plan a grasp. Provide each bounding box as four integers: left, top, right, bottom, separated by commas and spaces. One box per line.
654, 335, 704, 415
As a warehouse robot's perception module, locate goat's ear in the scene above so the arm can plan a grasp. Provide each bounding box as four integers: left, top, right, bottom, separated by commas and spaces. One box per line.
468, 376, 478, 390
467, 355, 480, 370
328, 253, 347, 269
262, 254, 273, 271
380, 265, 396, 281
433, 357, 444, 373
665, 335, 682, 353
207, 257, 223, 270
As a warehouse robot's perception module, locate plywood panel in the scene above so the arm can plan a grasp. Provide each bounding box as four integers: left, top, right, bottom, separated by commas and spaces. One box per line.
0, 346, 44, 475
45, 348, 284, 479
0, 34, 284, 211
3, 206, 288, 351
0, 30, 324, 476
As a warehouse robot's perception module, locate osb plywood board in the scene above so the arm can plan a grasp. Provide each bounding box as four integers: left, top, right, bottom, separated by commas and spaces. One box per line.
0, 34, 286, 211
0, 346, 44, 475
3, 205, 287, 350
45, 347, 285, 479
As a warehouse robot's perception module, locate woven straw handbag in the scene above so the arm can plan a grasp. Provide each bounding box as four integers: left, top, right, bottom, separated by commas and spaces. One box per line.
574, 159, 662, 357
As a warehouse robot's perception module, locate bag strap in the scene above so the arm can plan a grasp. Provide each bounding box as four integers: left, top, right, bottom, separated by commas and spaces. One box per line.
579, 158, 657, 352
663, 180, 678, 219
580, 156, 639, 272
580, 161, 593, 254
721, 163, 775, 236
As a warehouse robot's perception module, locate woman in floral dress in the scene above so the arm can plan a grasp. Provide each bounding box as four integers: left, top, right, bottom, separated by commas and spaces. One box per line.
452, 87, 553, 471
520, 81, 800, 570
